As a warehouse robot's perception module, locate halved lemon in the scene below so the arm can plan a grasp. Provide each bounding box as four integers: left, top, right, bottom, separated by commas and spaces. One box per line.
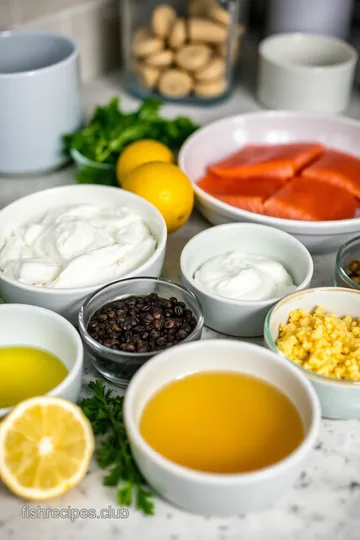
0, 396, 94, 501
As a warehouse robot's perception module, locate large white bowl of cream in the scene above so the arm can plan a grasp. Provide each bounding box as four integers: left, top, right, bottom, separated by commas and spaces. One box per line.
180, 223, 313, 337
0, 185, 167, 325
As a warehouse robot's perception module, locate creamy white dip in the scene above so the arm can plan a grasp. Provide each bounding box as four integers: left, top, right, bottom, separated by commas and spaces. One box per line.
194, 252, 295, 301
0, 205, 156, 288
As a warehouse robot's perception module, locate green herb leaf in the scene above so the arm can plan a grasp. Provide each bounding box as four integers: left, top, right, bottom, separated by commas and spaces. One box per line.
137, 487, 155, 516
104, 464, 123, 486
74, 166, 118, 187
63, 96, 199, 186
118, 481, 133, 506
80, 380, 155, 516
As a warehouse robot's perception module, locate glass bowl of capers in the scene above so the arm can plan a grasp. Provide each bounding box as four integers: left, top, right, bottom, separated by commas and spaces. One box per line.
78, 277, 204, 388
335, 236, 360, 290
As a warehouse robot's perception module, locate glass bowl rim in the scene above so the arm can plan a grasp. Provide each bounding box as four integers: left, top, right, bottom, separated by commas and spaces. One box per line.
70, 148, 115, 171
78, 276, 205, 360
335, 235, 360, 291
263, 293, 360, 387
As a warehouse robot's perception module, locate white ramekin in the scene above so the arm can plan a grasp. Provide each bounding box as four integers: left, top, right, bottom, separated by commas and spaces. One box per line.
0, 304, 83, 418
265, 286, 360, 419
124, 339, 320, 516
257, 33, 358, 114
180, 223, 313, 337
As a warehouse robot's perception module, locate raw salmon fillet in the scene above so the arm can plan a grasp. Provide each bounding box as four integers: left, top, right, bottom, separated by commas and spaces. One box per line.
302, 149, 360, 198
209, 142, 324, 179
197, 173, 243, 194
263, 176, 358, 221
215, 194, 265, 214
197, 174, 284, 214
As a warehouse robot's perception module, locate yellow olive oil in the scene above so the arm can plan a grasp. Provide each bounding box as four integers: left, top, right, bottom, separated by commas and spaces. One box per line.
0, 346, 68, 408
140, 371, 304, 474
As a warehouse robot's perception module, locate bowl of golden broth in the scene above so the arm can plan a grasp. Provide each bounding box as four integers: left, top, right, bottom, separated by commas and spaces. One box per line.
0, 304, 83, 418
124, 339, 320, 516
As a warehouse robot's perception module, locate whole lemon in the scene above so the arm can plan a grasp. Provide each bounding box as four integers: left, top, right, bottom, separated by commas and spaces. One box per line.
116, 139, 173, 184
123, 162, 194, 233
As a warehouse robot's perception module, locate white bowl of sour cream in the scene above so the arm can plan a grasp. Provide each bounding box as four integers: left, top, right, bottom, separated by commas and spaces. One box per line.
180, 223, 313, 337
0, 185, 167, 325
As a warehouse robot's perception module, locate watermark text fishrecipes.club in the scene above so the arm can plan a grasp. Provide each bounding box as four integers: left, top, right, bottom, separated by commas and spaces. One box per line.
21, 505, 129, 522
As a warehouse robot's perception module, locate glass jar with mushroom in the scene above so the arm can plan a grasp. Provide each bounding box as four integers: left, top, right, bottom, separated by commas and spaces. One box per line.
121, 0, 248, 104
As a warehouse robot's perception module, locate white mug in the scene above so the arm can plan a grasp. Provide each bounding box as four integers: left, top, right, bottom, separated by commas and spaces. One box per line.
257, 33, 358, 114
0, 30, 83, 175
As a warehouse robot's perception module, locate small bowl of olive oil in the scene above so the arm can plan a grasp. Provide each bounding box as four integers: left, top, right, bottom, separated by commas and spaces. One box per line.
124, 339, 321, 516
0, 304, 83, 418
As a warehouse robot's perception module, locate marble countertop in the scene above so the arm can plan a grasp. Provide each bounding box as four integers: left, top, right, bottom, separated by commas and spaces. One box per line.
1, 71, 360, 540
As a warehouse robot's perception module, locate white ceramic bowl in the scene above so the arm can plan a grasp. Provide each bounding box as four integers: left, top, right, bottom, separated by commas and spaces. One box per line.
0, 304, 83, 418
0, 185, 167, 325
178, 111, 360, 253
124, 339, 320, 516
264, 287, 360, 419
180, 223, 313, 337
257, 33, 358, 114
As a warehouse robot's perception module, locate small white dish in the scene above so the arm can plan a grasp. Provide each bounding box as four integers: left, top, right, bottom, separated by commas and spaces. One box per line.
178, 110, 360, 253
257, 33, 357, 114
0, 184, 167, 325
0, 304, 83, 418
180, 223, 313, 337
264, 287, 360, 419
124, 339, 320, 516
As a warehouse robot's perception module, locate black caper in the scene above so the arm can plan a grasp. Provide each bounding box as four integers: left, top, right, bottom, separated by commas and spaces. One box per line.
154, 319, 164, 331
348, 259, 360, 283
177, 329, 188, 340
174, 306, 184, 316
87, 293, 197, 357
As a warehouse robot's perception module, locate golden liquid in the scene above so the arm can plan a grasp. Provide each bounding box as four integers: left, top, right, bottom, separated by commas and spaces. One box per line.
0, 346, 68, 408
140, 371, 304, 474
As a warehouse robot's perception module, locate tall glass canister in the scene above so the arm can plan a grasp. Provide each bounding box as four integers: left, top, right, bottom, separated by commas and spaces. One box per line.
121, 0, 248, 104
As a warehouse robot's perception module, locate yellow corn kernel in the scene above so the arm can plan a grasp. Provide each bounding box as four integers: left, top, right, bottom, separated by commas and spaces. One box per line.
276, 306, 360, 382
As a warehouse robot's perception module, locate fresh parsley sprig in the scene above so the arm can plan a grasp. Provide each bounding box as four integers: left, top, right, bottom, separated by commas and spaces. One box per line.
80, 380, 154, 516
63, 96, 199, 185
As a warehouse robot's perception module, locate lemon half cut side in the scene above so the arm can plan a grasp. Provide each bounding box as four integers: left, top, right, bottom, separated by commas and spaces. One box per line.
0, 396, 95, 501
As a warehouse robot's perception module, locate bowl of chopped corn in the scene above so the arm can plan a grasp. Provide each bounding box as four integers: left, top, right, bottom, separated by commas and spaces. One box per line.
264, 287, 360, 419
